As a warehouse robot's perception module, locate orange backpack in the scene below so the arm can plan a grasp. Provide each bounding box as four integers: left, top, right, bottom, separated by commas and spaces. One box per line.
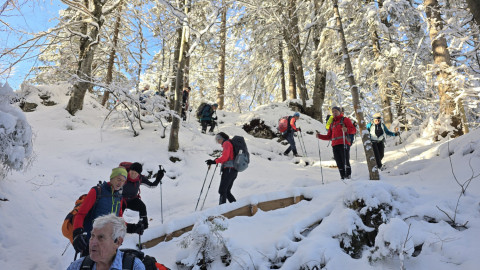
61, 185, 101, 243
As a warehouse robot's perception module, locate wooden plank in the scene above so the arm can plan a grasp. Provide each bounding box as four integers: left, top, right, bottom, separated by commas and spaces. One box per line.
222, 205, 253, 218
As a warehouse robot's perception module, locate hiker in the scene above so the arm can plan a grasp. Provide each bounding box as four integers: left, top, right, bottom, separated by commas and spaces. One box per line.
200, 103, 218, 134
282, 112, 302, 157
120, 162, 164, 230
205, 132, 237, 205
67, 214, 145, 270
316, 106, 356, 179
72, 167, 144, 256
181, 86, 190, 121
366, 113, 400, 170
326, 108, 357, 143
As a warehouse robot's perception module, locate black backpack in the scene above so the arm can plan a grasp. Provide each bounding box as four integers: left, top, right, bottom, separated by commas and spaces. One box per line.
196, 102, 210, 120
230, 136, 250, 172
80, 248, 170, 270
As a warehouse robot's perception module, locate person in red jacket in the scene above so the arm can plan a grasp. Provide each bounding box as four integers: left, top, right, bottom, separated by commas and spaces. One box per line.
205, 132, 237, 205
316, 106, 356, 179
283, 112, 302, 157
72, 167, 144, 256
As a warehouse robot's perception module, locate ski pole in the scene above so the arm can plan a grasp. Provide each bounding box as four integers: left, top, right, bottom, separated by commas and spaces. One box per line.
200, 164, 218, 211
158, 165, 166, 224
195, 166, 211, 211
299, 131, 307, 157
342, 128, 348, 179
316, 133, 324, 184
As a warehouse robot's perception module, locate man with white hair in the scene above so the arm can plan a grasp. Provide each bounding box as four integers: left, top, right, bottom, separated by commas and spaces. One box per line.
67, 214, 145, 270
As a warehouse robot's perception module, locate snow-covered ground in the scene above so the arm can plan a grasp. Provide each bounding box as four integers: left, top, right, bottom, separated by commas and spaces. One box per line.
1, 84, 479, 270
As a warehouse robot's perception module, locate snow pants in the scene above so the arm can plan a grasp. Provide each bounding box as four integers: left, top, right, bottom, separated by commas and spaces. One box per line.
332, 144, 351, 179
218, 167, 238, 204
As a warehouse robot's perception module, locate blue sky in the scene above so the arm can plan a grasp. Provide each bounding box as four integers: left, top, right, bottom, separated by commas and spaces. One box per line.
1, 0, 66, 89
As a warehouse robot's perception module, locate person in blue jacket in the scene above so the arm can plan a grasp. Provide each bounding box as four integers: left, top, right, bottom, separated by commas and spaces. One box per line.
200, 103, 218, 134
366, 113, 400, 170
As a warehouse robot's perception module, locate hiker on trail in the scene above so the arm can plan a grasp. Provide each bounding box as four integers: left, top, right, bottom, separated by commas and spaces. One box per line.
283, 112, 302, 157
205, 132, 238, 205
120, 162, 164, 230
72, 167, 145, 256
181, 87, 190, 121
366, 113, 400, 170
68, 214, 145, 270
316, 106, 356, 179
200, 103, 218, 134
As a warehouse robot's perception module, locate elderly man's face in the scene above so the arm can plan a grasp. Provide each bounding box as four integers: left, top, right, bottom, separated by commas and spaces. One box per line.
89, 224, 122, 265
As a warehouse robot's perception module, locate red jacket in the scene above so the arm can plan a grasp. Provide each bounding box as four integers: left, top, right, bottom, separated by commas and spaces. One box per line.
317, 114, 356, 146
215, 140, 234, 165
290, 117, 299, 132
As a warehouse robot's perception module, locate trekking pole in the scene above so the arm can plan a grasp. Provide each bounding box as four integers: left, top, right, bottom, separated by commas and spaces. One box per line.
138, 234, 142, 250
316, 132, 324, 185
295, 132, 306, 157
299, 131, 308, 157
195, 166, 211, 211
342, 129, 348, 182
200, 164, 218, 211
61, 242, 70, 256
158, 165, 166, 224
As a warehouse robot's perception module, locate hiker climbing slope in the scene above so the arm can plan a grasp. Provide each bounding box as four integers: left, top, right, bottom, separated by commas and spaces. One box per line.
205, 132, 238, 205
282, 112, 302, 157
316, 106, 356, 180
366, 113, 400, 170
72, 167, 144, 256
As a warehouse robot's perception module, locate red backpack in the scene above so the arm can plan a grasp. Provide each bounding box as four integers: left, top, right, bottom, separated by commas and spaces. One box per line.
277, 116, 291, 133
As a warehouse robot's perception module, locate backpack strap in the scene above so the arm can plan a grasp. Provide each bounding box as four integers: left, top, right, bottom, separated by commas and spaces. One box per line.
122, 252, 136, 270
80, 255, 95, 270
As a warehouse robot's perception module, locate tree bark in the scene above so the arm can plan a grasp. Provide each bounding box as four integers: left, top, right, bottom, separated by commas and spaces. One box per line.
424, 0, 463, 139
101, 6, 122, 106
288, 57, 296, 99
333, 0, 379, 180
216, 0, 227, 110
278, 41, 287, 101
466, 0, 480, 27
285, 0, 308, 109
168, 0, 191, 152
311, 0, 326, 121
66, 0, 106, 115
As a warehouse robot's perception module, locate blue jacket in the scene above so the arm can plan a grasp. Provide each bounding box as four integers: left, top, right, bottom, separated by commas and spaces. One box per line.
200, 105, 215, 121
366, 122, 396, 142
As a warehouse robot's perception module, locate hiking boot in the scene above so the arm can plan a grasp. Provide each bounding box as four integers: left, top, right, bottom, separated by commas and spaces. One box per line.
201, 130, 206, 134
294, 154, 301, 157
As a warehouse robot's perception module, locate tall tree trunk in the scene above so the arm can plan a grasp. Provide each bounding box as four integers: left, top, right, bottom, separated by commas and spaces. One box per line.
466, 0, 480, 27
66, 0, 105, 115
168, 0, 190, 152
184, 40, 190, 88
311, 0, 326, 121
333, 0, 379, 180
101, 7, 122, 106
216, 0, 227, 110
425, 0, 463, 139
169, 27, 183, 110
278, 41, 287, 101
157, 39, 166, 91
285, 0, 307, 109
288, 57, 296, 99
136, 16, 145, 92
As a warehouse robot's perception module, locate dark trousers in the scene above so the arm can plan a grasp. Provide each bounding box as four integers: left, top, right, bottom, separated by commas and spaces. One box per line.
124, 197, 147, 218
201, 120, 216, 133
332, 144, 351, 179
371, 141, 385, 168
284, 131, 297, 155
218, 168, 238, 204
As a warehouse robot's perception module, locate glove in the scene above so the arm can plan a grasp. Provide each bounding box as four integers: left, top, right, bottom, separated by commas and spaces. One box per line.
127, 222, 144, 235
155, 169, 164, 184
316, 133, 322, 139
72, 228, 88, 253
205, 159, 216, 166
212, 116, 218, 120
297, 128, 301, 132
395, 132, 400, 136
342, 126, 348, 132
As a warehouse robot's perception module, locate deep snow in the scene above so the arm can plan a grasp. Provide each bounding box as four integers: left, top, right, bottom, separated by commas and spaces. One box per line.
0, 84, 479, 270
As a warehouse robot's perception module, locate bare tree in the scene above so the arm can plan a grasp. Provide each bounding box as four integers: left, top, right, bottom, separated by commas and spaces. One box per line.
278, 41, 287, 101
466, 0, 480, 27
216, 0, 227, 110
102, 5, 123, 106
424, 0, 463, 139
311, 0, 327, 121
333, 0, 379, 180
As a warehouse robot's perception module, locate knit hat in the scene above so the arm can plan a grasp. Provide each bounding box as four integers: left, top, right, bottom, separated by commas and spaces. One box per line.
129, 162, 143, 174
110, 167, 128, 180
331, 106, 341, 113
212, 103, 218, 108
293, 112, 300, 117
373, 113, 381, 119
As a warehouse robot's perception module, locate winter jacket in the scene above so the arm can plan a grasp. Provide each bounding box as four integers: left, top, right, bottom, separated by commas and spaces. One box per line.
122, 174, 159, 200
67, 249, 145, 270
286, 116, 299, 133
200, 105, 216, 121
317, 114, 356, 147
366, 122, 396, 142
73, 181, 124, 236
215, 140, 235, 169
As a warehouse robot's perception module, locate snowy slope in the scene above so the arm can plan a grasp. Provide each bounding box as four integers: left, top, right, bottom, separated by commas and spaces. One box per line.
0, 85, 479, 270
